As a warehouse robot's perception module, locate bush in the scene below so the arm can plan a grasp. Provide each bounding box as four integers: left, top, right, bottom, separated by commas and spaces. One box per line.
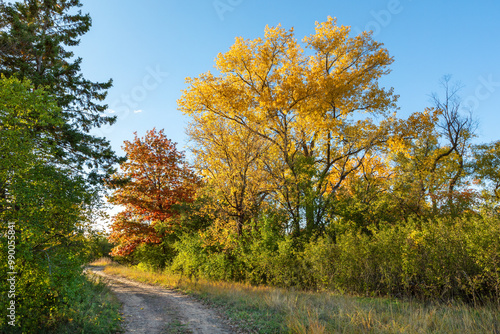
168, 213, 500, 304
134, 243, 169, 270
323, 215, 500, 302
171, 233, 207, 278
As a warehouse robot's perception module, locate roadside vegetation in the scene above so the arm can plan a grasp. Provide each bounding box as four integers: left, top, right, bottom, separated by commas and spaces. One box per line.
38, 272, 123, 334
101, 260, 500, 333
0, 0, 122, 333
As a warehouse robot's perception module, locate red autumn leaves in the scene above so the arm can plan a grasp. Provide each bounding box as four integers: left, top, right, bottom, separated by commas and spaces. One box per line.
107, 128, 198, 256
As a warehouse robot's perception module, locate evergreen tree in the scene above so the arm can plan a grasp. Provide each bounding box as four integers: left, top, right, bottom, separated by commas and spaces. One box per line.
0, 0, 118, 183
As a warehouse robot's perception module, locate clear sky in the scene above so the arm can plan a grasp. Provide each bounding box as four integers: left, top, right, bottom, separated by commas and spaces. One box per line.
77, 0, 500, 159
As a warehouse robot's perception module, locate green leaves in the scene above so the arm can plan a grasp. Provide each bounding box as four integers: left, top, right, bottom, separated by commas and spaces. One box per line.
0, 76, 98, 332
0, 0, 117, 183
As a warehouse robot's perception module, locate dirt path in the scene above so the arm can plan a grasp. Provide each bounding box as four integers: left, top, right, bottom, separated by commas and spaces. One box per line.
88, 267, 237, 334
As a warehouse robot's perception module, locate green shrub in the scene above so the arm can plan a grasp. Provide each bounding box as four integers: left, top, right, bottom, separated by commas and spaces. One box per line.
171, 233, 207, 278
464, 215, 500, 303
134, 243, 169, 270
169, 212, 500, 304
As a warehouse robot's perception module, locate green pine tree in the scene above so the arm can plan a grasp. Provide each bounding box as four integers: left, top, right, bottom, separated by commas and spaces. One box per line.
0, 0, 118, 183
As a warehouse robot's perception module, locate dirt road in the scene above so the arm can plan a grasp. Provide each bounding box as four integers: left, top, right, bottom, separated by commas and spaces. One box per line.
89, 267, 238, 334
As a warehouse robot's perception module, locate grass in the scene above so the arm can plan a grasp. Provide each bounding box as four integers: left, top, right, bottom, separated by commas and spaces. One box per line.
89, 256, 115, 267
162, 319, 193, 334
99, 261, 500, 334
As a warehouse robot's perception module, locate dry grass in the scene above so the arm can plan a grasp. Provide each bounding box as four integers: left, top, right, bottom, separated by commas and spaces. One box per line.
284, 293, 500, 333
88, 256, 115, 267
103, 264, 500, 333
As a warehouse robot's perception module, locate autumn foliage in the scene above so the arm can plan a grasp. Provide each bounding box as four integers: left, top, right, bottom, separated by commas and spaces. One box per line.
106, 18, 500, 304
179, 17, 398, 236
108, 128, 198, 256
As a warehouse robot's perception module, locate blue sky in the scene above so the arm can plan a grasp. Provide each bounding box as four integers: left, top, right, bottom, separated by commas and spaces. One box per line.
78, 0, 500, 159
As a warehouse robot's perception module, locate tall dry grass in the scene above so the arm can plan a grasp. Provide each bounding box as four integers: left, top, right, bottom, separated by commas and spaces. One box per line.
103, 264, 500, 333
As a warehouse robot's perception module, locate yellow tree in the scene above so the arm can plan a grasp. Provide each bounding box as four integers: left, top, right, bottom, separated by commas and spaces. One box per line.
187, 112, 270, 236
179, 17, 398, 236
388, 109, 443, 218
388, 106, 476, 219
331, 152, 397, 229
474, 140, 500, 206
386, 76, 477, 219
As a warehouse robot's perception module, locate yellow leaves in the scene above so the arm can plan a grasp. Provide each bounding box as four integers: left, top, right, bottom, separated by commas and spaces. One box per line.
387, 108, 443, 160
186, 106, 270, 233
405, 108, 440, 134
179, 17, 402, 229
304, 16, 349, 57
215, 37, 252, 73
179, 16, 396, 138
387, 136, 408, 157
200, 218, 240, 250
406, 230, 424, 249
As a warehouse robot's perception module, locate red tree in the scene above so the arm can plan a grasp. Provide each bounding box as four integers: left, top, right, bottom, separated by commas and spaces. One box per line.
107, 128, 198, 256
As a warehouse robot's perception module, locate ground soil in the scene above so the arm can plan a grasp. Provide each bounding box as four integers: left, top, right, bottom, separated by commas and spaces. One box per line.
88, 267, 242, 334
